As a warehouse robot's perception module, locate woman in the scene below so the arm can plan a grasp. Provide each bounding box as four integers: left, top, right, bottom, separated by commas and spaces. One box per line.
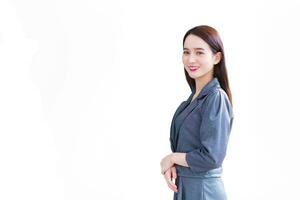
160, 25, 234, 200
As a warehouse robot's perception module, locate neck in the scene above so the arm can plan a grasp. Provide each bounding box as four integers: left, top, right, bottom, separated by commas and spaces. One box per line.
194, 72, 214, 95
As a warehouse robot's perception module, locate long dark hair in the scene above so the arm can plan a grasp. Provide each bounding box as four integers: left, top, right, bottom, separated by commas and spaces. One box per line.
182, 25, 233, 106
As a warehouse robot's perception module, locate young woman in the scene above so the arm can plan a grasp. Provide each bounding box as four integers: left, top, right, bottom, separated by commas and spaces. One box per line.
160, 25, 234, 200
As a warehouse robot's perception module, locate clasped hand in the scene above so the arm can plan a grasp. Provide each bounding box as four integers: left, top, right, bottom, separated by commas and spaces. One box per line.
160, 153, 178, 193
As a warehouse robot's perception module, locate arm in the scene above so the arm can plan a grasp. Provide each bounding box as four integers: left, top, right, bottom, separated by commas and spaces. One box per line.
171, 152, 188, 167
185, 90, 234, 173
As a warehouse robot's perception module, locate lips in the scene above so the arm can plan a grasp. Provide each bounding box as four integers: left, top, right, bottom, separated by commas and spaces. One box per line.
188, 66, 200, 71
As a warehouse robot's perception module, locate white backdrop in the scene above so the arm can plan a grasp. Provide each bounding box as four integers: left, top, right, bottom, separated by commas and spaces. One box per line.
1, 0, 300, 199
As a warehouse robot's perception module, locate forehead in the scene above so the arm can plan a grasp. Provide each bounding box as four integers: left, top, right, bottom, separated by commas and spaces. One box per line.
183, 34, 210, 50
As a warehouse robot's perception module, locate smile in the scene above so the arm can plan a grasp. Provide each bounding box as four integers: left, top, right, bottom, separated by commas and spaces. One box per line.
189, 66, 200, 72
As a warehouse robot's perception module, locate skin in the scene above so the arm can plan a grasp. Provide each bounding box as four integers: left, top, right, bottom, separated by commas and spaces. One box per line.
160, 34, 222, 193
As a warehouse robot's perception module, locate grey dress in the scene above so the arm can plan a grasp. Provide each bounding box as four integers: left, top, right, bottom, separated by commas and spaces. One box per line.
169, 78, 234, 200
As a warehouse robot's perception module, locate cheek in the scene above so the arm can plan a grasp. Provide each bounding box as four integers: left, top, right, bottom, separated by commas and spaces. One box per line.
201, 57, 214, 67
182, 56, 187, 64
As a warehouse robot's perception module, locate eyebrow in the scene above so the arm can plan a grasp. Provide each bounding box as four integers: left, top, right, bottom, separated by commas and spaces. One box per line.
183, 47, 205, 51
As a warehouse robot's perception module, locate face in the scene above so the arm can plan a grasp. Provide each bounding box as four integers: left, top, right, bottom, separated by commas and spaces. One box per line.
182, 34, 221, 80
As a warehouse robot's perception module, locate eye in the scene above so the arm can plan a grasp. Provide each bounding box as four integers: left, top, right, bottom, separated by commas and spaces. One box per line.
196, 51, 203, 55
183, 51, 189, 55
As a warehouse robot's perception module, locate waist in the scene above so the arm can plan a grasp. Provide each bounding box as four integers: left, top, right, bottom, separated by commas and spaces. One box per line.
176, 165, 223, 178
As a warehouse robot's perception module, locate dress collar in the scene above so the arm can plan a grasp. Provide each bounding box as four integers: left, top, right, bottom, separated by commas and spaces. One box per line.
190, 77, 221, 101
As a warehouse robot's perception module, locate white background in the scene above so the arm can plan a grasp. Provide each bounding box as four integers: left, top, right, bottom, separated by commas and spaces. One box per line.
1, 0, 300, 199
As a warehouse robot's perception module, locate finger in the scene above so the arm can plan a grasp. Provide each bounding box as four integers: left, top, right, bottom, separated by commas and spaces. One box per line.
167, 182, 178, 192
163, 169, 171, 182
171, 167, 177, 180
164, 170, 174, 186
169, 167, 178, 192
167, 177, 178, 189
164, 171, 177, 192
167, 180, 178, 192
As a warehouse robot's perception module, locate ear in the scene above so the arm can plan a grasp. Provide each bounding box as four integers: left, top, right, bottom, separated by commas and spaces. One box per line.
213, 52, 222, 65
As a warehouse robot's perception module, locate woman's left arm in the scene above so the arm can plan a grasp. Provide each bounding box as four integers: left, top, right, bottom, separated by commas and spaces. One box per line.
171, 152, 188, 167
185, 90, 234, 173
160, 152, 188, 175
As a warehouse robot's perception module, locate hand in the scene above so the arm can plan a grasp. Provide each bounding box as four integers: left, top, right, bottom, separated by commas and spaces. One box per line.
160, 153, 174, 175
163, 166, 178, 193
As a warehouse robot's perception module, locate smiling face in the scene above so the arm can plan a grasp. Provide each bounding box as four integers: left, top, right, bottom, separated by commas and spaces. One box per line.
182, 34, 221, 80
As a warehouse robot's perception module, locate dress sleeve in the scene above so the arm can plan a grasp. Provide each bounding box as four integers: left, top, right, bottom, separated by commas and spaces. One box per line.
185, 89, 234, 173
169, 101, 187, 153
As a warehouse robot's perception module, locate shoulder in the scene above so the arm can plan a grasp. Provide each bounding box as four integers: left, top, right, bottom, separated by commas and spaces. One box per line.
205, 87, 231, 105
205, 87, 225, 103
203, 88, 233, 118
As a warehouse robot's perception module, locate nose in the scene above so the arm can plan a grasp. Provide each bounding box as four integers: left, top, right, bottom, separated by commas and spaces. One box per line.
188, 53, 196, 63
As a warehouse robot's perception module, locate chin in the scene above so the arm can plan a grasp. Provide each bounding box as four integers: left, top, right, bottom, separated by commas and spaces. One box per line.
189, 73, 203, 79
